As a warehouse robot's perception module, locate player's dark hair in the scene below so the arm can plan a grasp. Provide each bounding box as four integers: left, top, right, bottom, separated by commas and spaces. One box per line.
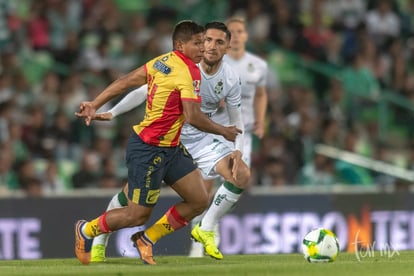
172, 20, 204, 43
205, 21, 231, 41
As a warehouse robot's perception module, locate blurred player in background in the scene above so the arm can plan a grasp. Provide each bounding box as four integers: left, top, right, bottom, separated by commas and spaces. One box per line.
73, 20, 241, 266
216, 17, 269, 167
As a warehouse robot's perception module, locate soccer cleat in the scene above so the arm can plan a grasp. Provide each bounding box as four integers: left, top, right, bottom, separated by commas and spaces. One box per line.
131, 232, 156, 265
75, 220, 93, 265
91, 244, 106, 263
191, 223, 223, 260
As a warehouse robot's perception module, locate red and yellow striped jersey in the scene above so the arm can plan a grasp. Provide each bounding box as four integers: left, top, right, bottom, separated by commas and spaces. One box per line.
133, 50, 201, 147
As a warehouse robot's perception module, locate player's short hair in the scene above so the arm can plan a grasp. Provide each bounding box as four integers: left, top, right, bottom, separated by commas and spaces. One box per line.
205, 21, 231, 41
172, 20, 205, 43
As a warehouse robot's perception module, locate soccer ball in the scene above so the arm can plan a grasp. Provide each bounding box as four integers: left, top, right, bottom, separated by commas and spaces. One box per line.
302, 228, 339, 263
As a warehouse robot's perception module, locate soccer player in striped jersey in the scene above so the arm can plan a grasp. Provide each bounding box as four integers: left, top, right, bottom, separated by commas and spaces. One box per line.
73, 20, 241, 266
87, 21, 251, 262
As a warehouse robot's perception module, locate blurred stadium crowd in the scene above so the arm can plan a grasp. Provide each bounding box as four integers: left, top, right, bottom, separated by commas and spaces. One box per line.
0, 0, 414, 197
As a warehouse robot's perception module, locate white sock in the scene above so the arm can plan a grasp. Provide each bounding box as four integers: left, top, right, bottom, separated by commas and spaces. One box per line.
200, 182, 243, 231
191, 212, 205, 228
92, 194, 146, 247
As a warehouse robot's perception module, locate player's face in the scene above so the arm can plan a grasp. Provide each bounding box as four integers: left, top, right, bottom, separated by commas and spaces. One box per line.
203, 28, 230, 66
227, 21, 248, 51
180, 33, 205, 63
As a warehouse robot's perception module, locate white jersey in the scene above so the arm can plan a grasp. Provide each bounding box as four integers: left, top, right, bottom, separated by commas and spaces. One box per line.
217, 52, 268, 132
180, 62, 242, 142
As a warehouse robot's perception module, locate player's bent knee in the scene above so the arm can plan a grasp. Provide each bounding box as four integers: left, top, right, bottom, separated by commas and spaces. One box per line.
197, 195, 210, 212
235, 165, 251, 188
193, 206, 206, 217
121, 205, 151, 227
190, 195, 210, 216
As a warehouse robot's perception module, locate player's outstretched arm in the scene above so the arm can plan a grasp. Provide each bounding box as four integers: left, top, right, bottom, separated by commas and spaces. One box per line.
92, 85, 148, 121
227, 106, 245, 179
254, 85, 267, 138
227, 106, 244, 153
182, 101, 241, 142
75, 66, 147, 125
227, 106, 244, 180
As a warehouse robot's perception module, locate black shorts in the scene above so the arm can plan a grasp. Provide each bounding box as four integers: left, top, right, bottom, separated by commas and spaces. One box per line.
126, 133, 197, 206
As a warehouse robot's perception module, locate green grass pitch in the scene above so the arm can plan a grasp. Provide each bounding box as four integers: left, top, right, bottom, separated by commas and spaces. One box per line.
0, 252, 413, 276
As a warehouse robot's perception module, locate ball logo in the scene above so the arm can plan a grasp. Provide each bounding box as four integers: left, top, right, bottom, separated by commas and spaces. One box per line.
302, 228, 339, 263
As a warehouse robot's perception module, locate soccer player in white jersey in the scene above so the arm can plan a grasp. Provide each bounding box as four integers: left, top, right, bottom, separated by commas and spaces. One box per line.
88, 22, 250, 261
215, 17, 269, 167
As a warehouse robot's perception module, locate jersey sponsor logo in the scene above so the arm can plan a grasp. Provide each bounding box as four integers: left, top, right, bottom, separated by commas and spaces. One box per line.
247, 62, 255, 72
146, 189, 161, 204
153, 60, 171, 74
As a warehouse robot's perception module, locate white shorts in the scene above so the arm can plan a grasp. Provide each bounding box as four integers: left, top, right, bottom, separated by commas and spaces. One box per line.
183, 134, 233, 180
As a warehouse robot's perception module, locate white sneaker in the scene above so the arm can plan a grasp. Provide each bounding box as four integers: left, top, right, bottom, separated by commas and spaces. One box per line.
188, 240, 204, 258
214, 223, 220, 246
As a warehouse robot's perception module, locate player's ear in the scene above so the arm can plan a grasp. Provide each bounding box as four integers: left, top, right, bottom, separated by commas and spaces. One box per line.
174, 40, 184, 51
